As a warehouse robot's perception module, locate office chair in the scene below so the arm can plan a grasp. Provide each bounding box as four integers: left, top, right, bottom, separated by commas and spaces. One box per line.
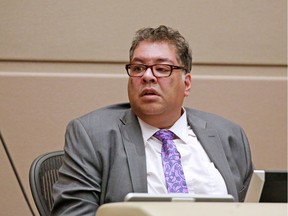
29, 151, 64, 216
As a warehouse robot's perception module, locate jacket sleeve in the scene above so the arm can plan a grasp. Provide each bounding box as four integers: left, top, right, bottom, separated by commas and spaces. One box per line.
238, 127, 254, 201
52, 119, 102, 216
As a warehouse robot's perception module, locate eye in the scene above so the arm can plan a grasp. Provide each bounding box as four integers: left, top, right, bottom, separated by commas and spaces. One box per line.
131, 64, 145, 73
154, 64, 171, 73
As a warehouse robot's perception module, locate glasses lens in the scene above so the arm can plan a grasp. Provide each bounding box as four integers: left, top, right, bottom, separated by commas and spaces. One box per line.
129, 64, 146, 76
127, 64, 175, 77
153, 64, 171, 77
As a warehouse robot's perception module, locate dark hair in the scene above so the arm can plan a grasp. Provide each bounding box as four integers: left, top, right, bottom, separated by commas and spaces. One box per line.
129, 25, 192, 72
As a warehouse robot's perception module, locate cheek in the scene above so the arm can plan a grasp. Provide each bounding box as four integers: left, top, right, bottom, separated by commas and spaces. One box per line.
174, 81, 188, 99
128, 78, 134, 89
161, 81, 183, 101
128, 79, 138, 98
127, 81, 133, 95
128, 78, 140, 87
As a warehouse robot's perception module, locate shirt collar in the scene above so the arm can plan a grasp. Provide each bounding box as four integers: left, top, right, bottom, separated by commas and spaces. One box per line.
169, 108, 190, 143
137, 107, 190, 144
138, 118, 159, 145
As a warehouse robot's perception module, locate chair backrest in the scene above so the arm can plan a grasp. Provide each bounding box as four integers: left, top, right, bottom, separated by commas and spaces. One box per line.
29, 151, 64, 216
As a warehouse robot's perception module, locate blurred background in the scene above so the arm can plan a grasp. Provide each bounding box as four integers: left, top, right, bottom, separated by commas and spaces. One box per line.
0, 0, 287, 215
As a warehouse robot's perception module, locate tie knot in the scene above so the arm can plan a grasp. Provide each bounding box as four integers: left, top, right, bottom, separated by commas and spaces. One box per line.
153, 130, 175, 142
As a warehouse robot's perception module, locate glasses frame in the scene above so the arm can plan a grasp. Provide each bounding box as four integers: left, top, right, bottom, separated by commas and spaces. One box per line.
125, 63, 187, 78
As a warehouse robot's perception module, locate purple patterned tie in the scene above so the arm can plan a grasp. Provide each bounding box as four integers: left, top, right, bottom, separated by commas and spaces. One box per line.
154, 130, 188, 193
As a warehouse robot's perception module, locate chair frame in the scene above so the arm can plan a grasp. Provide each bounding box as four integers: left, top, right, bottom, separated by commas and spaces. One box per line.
29, 151, 64, 216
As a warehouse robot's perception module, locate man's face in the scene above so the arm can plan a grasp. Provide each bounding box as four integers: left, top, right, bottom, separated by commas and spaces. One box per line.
128, 41, 192, 128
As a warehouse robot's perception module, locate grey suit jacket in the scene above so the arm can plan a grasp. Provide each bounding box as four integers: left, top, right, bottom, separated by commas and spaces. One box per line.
52, 103, 253, 215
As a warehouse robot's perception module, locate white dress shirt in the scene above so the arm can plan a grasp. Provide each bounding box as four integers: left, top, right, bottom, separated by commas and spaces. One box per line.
138, 108, 228, 195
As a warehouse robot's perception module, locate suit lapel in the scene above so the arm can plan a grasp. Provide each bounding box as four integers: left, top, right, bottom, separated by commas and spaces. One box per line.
119, 110, 148, 192
117, 108, 238, 199
187, 113, 238, 200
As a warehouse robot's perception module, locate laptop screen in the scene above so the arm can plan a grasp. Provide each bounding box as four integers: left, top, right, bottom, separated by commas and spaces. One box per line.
124, 193, 235, 202
260, 170, 287, 202
245, 170, 287, 203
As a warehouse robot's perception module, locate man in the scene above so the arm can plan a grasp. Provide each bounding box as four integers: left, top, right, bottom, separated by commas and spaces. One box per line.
52, 25, 253, 215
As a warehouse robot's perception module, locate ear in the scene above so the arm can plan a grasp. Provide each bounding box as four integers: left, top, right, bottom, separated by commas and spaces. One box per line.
184, 73, 192, 97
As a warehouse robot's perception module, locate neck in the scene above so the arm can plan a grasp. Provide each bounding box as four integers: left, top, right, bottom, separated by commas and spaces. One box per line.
136, 109, 183, 129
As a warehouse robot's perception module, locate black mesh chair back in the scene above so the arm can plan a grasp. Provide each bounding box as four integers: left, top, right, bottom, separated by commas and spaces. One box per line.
29, 151, 64, 216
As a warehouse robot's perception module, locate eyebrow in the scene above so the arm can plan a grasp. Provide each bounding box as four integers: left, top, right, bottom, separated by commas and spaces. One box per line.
131, 57, 174, 65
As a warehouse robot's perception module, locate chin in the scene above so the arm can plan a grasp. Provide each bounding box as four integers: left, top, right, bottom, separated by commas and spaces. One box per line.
137, 104, 165, 116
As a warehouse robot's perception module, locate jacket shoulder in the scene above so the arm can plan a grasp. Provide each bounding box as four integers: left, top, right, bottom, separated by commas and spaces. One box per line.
70, 103, 131, 126
185, 107, 241, 129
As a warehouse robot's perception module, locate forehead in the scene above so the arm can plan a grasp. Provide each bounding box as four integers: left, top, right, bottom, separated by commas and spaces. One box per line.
131, 41, 178, 64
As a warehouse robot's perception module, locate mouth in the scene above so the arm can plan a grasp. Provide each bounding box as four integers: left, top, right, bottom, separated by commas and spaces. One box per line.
140, 88, 160, 99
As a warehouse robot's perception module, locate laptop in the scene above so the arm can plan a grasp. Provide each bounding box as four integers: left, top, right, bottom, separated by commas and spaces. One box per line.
245, 170, 287, 203
124, 193, 235, 202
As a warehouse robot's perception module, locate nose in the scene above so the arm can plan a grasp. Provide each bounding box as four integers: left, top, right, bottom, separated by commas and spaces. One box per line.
141, 67, 157, 83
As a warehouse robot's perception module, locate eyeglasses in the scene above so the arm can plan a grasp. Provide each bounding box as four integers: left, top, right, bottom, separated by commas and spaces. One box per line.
125, 64, 187, 78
